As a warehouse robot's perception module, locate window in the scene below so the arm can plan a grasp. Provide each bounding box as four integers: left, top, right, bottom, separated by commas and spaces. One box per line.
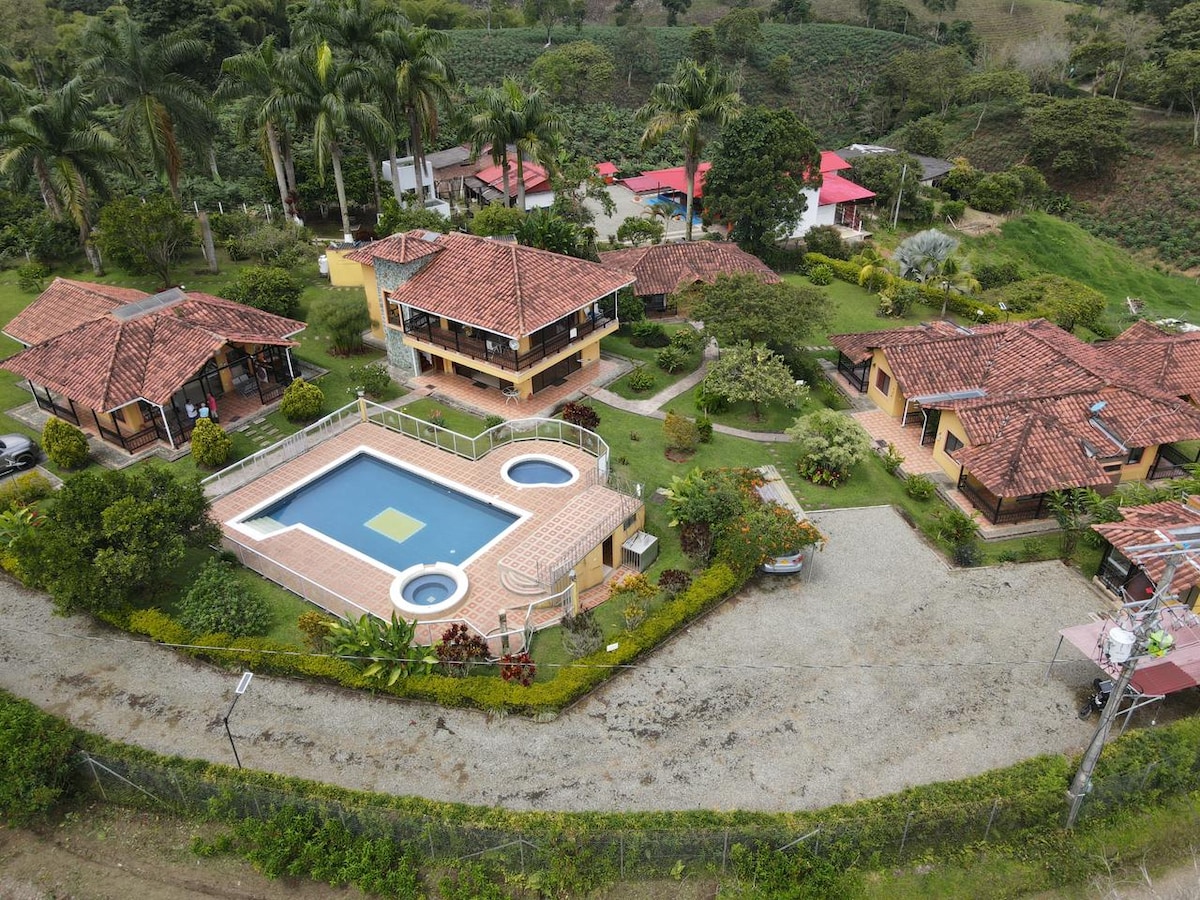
874, 368, 892, 395
944, 432, 964, 455
1126, 447, 1144, 465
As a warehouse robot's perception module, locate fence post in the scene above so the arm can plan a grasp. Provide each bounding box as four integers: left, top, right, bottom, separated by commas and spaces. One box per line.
84, 753, 107, 801
722, 828, 729, 873
898, 811, 914, 859
619, 834, 625, 878
983, 798, 999, 842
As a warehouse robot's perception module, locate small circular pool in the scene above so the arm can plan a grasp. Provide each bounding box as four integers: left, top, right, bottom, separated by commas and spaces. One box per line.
501, 454, 579, 488
391, 562, 468, 615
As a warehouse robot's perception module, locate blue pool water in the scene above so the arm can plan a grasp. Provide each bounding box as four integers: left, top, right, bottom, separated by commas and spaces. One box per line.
507, 458, 572, 485
646, 194, 703, 227
258, 454, 518, 571
402, 573, 458, 606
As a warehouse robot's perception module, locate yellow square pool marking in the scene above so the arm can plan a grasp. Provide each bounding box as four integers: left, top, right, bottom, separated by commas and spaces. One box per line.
365, 507, 425, 543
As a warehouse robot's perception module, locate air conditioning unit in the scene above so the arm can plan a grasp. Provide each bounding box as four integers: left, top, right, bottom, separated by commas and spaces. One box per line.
621, 531, 658, 572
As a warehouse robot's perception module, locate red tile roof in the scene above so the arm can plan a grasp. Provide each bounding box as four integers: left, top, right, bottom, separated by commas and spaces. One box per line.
475, 160, 551, 198
344, 231, 444, 265
1101, 321, 1200, 399
349, 231, 634, 337
1092, 500, 1200, 596
3, 288, 304, 411
4, 278, 152, 345
599, 241, 780, 297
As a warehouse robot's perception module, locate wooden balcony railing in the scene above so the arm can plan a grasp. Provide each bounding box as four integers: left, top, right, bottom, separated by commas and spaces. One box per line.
398, 313, 614, 372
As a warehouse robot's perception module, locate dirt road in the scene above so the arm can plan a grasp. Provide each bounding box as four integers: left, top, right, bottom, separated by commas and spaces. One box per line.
0, 507, 1112, 813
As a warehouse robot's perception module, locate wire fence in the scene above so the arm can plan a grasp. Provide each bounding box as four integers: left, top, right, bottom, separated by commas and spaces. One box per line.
74, 742, 1199, 880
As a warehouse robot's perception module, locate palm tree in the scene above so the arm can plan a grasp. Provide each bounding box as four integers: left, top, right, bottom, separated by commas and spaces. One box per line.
219, 38, 297, 221
79, 14, 214, 200
468, 81, 519, 206
508, 82, 560, 212
894, 229, 979, 316
383, 25, 453, 205
278, 41, 390, 241
636, 60, 742, 241
0, 77, 130, 274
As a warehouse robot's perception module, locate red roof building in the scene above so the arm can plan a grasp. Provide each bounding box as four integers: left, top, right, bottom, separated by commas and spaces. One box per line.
3, 279, 305, 454
599, 241, 779, 312
830, 318, 1200, 523
345, 231, 634, 401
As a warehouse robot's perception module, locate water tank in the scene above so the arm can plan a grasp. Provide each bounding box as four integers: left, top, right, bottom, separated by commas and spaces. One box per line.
318, 254, 329, 277
1106, 627, 1137, 663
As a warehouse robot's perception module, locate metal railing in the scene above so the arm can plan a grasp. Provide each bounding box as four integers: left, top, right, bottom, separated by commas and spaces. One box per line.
223, 537, 375, 622
400, 314, 615, 373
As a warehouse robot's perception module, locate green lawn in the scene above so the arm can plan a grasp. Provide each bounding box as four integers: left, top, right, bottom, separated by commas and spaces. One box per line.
600, 322, 695, 364
785, 273, 930, 339
401, 397, 489, 436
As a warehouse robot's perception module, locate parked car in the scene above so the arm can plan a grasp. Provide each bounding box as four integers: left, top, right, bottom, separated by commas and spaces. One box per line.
0, 434, 39, 474
755, 465, 815, 575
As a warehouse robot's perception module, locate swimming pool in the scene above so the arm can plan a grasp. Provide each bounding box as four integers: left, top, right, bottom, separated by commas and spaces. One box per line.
502, 454, 578, 487
645, 194, 703, 227
241, 451, 521, 573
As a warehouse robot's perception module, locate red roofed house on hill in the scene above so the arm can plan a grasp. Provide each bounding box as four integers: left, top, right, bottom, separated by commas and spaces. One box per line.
599, 241, 780, 315
2, 278, 305, 453
345, 230, 634, 401
829, 318, 1200, 524
619, 151, 875, 239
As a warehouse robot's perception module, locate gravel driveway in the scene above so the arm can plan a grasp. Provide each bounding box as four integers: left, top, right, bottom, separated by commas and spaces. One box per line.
0, 506, 1109, 813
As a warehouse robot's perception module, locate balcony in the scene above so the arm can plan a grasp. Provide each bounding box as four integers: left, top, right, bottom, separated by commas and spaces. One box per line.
397, 312, 615, 373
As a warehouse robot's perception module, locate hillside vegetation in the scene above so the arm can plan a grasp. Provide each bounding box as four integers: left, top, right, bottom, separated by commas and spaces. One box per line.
810, 0, 1075, 50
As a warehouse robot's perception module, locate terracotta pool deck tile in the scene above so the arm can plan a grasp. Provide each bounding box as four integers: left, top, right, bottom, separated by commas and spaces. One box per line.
212, 421, 642, 650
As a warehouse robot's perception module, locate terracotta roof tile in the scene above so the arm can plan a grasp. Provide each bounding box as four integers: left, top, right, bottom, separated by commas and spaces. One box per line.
4, 278, 151, 345
344, 231, 444, 265
4, 289, 304, 410
1092, 500, 1200, 596
352, 231, 634, 337
599, 242, 780, 297
1101, 322, 1200, 399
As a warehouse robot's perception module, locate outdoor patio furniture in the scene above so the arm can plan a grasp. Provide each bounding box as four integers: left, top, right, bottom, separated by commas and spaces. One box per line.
503, 388, 520, 404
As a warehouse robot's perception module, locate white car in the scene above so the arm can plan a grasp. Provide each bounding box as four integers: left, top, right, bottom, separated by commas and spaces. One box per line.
0, 434, 38, 474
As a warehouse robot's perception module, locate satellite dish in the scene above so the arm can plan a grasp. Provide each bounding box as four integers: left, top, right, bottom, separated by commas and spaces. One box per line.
508, 339, 520, 350
1090, 400, 1107, 414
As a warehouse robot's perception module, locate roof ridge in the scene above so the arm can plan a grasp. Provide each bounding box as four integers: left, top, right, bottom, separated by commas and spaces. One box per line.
509, 241, 526, 337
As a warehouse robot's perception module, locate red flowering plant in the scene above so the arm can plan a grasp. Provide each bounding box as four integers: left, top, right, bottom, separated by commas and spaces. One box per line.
436, 623, 489, 677
499, 651, 536, 687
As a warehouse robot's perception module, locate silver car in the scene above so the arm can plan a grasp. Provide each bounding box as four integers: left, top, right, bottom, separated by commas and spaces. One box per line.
0, 434, 39, 473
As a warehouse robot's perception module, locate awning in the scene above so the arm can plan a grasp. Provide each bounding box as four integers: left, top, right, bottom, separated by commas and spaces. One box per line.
1057, 612, 1200, 696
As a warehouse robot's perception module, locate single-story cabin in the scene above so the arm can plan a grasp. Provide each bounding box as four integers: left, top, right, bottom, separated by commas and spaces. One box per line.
1092, 498, 1200, 611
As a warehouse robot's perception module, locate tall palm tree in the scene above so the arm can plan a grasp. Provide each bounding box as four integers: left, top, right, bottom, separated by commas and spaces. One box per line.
0, 77, 130, 274
468, 81, 518, 206
219, 38, 298, 221
383, 25, 453, 205
79, 14, 215, 201
278, 41, 390, 241
636, 60, 742, 241
509, 82, 560, 212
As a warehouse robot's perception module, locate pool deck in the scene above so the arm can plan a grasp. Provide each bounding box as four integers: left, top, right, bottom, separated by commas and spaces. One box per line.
211, 421, 640, 650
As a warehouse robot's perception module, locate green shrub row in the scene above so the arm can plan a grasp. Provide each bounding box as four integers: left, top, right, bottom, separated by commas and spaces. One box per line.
126, 563, 742, 715
803, 252, 1003, 323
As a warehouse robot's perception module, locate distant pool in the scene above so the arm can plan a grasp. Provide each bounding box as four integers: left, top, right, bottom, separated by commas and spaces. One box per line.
242, 452, 521, 572
646, 194, 702, 227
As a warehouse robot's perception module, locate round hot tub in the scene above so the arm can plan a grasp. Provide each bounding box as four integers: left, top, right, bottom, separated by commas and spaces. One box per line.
391, 562, 468, 615
501, 454, 579, 488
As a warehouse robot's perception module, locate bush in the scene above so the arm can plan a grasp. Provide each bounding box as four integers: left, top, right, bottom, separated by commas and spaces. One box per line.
0, 691, 76, 825
630, 321, 669, 348
0, 472, 53, 511
808, 263, 833, 285
880, 442, 904, 474
663, 411, 699, 454
905, 473, 937, 500
16, 261, 50, 293
627, 368, 656, 393
224, 221, 313, 268
975, 260, 1022, 291
695, 415, 713, 443
469, 203, 526, 237
178, 559, 272, 638
803, 225, 850, 260
499, 652, 536, 687
616, 216, 664, 246
311, 294, 371, 355
376, 197, 450, 236
787, 409, 873, 485
280, 378, 325, 422
223, 266, 302, 318
483, 414, 505, 429
657, 568, 692, 597
656, 345, 689, 373
436, 623, 489, 677
561, 606, 603, 658
694, 378, 730, 413
969, 172, 1023, 214
669, 326, 705, 355
190, 418, 233, 469
128, 608, 190, 644
347, 362, 392, 399
41, 416, 89, 470
297, 610, 332, 650
559, 401, 600, 431
939, 200, 967, 222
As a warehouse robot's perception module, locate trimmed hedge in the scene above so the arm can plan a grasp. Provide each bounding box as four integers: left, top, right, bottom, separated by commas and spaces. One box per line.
0, 691, 77, 825
804, 252, 1002, 323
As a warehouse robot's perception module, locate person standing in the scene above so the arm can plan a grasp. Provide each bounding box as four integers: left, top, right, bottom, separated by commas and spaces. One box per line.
198, 402, 210, 420
207, 392, 218, 423
185, 400, 197, 421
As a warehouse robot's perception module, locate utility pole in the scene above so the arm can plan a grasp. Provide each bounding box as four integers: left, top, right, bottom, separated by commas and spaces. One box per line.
891, 163, 908, 230
1065, 548, 1188, 828
222, 672, 254, 770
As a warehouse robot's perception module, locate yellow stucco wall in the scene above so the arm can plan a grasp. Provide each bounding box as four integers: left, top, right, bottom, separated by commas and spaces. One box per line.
361, 266, 383, 340
1117, 445, 1157, 482
326, 247, 365, 287
930, 410, 968, 482
569, 504, 646, 594
866, 351, 906, 418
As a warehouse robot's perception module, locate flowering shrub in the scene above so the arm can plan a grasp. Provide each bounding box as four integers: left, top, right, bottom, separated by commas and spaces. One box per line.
627, 368, 656, 393
436, 623, 489, 677
499, 651, 536, 686
716, 502, 827, 579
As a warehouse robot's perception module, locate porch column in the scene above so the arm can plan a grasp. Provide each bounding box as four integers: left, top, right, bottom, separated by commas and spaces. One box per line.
157, 404, 177, 450
121, 401, 146, 430
213, 348, 236, 393
285, 348, 295, 380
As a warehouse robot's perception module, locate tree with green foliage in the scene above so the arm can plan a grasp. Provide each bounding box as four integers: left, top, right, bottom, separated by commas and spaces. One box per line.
41, 416, 89, 470
770, 0, 812, 23
470, 203, 526, 236
616, 215, 664, 245
787, 408, 873, 486
96, 195, 194, 288
703, 106, 821, 252
516, 208, 590, 258
469, 82, 518, 206
766, 54, 793, 92
845, 152, 924, 223
958, 69, 1030, 136
1024, 96, 1132, 178
714, 8, 763, 61
13, 466, 216, 616
688, 273, 831, 353
523, 0, 569, 44
616, 21, 660, 87
0, 692, 76, 826
716, 501, 825, 579
662, 0, 692, 26
701, 342, 807, 419
637, 60, 742, 242
894, 115, 946, 156
0, 77, 130, 275
311, 291, 372, 354
280, 377, 326, 421
189, 417, 233, 468
179, 558, 271, 637
688, 27, 716, 63
79, 13, 214, 200
530, 40, 615, 105
376, 196, 450, 235
873, 47, 968, 128
1164, 49, 1200, 144
662, 410, 699, 453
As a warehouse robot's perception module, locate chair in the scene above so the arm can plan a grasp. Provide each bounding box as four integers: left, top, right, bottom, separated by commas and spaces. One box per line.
503, 387, 520, 405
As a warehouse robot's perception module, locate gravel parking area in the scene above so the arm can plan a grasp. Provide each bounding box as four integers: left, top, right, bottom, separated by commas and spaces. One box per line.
0, 506, 1112, 813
